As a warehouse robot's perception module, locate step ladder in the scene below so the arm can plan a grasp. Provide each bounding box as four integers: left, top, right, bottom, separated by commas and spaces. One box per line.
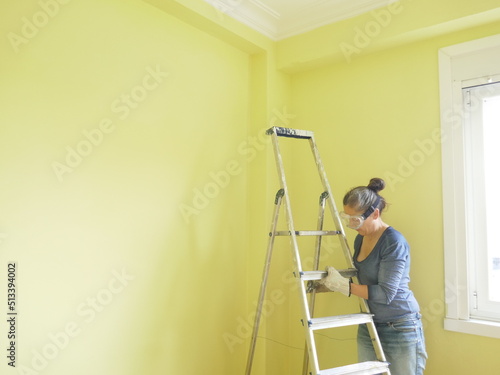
245, 127, 390, 375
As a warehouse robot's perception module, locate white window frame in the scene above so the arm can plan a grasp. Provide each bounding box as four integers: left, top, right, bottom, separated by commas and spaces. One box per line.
439, 33, 500, 339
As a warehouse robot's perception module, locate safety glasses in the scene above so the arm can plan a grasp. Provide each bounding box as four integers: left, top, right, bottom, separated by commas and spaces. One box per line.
340, 196, 381, 230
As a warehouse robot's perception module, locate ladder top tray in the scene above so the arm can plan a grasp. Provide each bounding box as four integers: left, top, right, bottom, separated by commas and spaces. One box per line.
266, 126, 314, 139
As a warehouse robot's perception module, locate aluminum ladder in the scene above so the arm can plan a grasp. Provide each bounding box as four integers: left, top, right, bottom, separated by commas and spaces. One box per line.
245, 127, 390, 375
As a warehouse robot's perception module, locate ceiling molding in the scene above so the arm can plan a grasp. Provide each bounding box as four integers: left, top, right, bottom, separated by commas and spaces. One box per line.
204, 0, 399, 40
205, 0, 279, 39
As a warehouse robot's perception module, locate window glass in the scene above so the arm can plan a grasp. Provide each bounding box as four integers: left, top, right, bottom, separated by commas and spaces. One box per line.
464, 82, 500, 319
483, 94, 500, 303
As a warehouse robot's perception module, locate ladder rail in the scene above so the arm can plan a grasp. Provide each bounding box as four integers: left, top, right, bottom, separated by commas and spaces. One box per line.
269, 128, 321, 372
269, 130, 303, 274
307, 135, 352, 268
245, 189, 284, 375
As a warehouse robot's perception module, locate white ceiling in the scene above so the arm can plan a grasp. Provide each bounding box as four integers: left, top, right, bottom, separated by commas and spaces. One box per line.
204, 0, 398, 40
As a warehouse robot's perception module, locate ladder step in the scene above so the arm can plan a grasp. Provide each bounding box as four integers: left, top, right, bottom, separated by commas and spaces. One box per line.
300, 269, 357, 280
318, 361, 390, 375
309, 313, 373, 330
272, 230, 341, 236
266, 126, 314, 139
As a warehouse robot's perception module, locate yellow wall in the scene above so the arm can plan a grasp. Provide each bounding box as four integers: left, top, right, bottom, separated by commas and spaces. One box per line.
1, 0, 500, 374
0, 0, 275, 374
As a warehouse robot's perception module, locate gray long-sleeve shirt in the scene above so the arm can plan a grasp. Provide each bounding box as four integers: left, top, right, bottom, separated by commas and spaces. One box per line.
353, 227, 420, 323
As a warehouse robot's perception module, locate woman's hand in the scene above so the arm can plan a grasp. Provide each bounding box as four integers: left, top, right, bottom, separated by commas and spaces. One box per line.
318, 266, 351, 296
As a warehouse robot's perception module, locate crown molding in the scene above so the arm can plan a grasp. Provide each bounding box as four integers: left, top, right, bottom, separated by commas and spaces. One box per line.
204, 0, 399, 41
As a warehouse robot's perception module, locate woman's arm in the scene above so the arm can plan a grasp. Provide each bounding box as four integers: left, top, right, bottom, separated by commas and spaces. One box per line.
350, 282, 368, 299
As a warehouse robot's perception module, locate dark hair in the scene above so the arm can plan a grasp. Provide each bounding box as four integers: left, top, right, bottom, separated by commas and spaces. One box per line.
343, 178, 387, 213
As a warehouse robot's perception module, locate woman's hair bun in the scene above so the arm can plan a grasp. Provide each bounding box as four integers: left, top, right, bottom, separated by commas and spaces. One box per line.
367, 178, 385, 193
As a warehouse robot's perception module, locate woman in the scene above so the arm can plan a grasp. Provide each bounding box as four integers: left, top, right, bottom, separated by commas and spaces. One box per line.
320, 177, 427, 375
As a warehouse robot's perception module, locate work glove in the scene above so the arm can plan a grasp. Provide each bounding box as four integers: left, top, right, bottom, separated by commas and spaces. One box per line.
318, 266, 351, 297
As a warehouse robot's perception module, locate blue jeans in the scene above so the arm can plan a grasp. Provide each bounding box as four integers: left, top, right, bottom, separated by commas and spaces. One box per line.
357, 313, 427, 375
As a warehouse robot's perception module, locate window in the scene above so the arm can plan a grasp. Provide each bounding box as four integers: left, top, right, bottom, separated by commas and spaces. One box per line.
463, 82, 500, 321
439, 34, 500, 338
